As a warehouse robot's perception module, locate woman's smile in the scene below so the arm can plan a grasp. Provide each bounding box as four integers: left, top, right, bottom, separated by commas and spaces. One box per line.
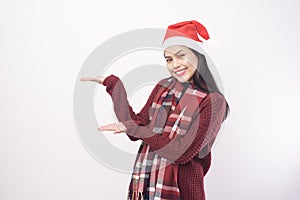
175, 68, 187, 76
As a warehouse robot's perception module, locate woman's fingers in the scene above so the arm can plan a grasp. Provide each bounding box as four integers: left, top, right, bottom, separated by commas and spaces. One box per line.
98, 123, 127, 133
80, 76, 107, 84
98, 124, 117, 131
80, 77, 96, 82
113, 130, 123, 134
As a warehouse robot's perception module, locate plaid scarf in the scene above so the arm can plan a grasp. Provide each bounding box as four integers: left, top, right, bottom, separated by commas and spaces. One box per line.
127, 77, 207, 200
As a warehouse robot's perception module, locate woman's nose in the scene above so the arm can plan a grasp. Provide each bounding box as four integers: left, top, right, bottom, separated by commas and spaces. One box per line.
172, 58, 180, 69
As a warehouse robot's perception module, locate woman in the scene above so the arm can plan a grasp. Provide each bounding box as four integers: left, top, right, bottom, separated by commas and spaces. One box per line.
81, 20, 230, 200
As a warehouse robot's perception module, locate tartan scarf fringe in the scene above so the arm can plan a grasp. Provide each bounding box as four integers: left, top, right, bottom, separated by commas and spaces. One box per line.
128, 77, 207, 200
128, 191, 145, 200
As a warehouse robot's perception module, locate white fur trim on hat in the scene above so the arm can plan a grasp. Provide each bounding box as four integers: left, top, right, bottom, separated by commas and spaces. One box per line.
162, 36, 207, 55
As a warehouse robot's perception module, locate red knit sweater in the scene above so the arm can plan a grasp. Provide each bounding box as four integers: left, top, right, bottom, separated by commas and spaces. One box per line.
103, 75, 226, 200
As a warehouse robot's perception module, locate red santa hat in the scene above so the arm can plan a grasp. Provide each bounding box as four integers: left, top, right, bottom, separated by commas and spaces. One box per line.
162, 20, 210, 55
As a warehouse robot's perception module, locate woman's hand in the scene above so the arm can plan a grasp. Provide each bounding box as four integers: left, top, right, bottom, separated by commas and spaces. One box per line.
80, 75, 107, 84
98, 122, 127, 134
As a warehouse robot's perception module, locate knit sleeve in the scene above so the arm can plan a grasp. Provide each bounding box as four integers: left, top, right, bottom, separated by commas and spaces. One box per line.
102, 74, 163, 141
122, 92, 227, 164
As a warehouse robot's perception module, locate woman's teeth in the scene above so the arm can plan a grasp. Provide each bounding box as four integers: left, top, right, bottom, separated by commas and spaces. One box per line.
175, 69, 186, 76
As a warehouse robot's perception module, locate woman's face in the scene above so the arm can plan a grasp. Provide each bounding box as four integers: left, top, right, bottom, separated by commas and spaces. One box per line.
164, 45, 198, 83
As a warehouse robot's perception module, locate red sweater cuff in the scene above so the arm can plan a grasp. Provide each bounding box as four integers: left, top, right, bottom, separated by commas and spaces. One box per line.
102, 74, 120, 95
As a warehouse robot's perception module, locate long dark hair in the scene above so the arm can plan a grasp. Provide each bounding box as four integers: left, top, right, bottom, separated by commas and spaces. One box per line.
190, 48, 230, 122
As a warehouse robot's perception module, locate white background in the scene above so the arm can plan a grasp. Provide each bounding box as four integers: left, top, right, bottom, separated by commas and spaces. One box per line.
1, 0, 300, 199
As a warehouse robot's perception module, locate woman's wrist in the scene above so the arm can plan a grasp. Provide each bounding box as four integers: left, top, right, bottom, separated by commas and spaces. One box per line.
97, 76, 108, 84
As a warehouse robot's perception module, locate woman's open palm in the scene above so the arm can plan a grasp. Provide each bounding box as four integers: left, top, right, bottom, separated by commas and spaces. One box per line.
80, 75, 107, 84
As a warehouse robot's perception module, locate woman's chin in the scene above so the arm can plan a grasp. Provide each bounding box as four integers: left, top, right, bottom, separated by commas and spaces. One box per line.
173, 77, 185, 82
173, 76, 191, 83
171, 74, 182, 81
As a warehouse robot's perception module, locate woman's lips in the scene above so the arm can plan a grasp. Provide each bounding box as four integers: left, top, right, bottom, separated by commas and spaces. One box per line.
175, 68, 187, 76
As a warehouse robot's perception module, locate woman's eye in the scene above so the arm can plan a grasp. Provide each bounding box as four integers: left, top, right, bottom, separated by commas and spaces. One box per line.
178, 54, 185, 58
166, 59, 172, 63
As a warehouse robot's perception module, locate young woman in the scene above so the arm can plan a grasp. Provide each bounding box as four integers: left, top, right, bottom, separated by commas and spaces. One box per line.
81, 20, 230, 200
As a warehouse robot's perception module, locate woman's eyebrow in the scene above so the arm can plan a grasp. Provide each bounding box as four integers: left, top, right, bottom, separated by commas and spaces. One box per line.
164, 50, 184, 58
175, 50, 184, 55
